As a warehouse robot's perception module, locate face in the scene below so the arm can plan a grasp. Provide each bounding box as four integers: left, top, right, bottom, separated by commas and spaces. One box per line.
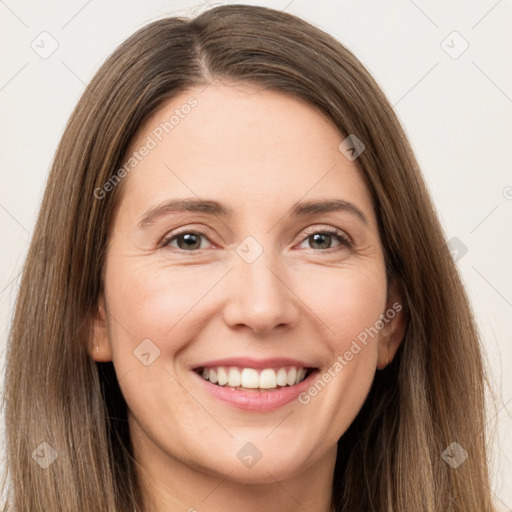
92, 82, 404, 489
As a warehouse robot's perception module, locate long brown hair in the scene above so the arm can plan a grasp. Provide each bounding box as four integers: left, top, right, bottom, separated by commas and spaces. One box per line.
1, 4, 497, 511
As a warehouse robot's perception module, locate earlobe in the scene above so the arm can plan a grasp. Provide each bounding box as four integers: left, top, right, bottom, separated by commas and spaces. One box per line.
377, 278, 407, 369
90, 293, 113, 362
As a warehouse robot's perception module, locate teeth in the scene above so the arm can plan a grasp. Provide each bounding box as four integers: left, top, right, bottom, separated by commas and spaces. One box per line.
287, 367, 297, 386
217, 367, 228, 386
259, 369, 277, 389
200, 366, 310, 389
241, 368, 259, 388
276, 368, 288, 386
228, 367, 241, 387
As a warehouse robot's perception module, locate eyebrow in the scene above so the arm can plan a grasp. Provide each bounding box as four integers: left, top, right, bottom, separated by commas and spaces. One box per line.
138, 198, 369, 228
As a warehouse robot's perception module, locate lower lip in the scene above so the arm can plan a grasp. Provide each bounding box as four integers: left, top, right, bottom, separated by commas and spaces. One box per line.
191, 370, 318, 411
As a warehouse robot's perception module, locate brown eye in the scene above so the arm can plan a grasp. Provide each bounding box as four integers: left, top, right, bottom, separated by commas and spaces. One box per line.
299, 228, 352, 251
309, 233, 335, 250
162, 231, 211, 251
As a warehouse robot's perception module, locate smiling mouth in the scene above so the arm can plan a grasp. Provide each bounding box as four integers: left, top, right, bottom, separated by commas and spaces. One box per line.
194, 365, 317, 392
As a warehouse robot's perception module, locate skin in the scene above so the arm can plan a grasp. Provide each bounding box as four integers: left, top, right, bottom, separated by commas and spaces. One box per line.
91, 81, 405, 512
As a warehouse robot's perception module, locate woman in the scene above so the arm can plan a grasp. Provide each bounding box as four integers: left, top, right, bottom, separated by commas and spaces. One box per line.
1, 4, 498, 511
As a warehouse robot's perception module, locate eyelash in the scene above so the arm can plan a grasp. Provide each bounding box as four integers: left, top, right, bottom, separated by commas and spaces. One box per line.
160, 226, 353, 254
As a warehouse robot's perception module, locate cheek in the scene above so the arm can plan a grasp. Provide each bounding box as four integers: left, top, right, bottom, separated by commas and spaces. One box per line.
103, 259, 210, 428
294, 264, 387, 353
289, 266, 386, 442
106, 258, 218, 342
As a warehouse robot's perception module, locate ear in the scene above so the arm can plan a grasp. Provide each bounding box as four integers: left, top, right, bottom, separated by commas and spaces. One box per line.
377, 277, 407, 369
89, 292, 113, 362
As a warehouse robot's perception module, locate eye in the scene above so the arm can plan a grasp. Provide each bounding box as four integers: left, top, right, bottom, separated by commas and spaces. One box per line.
161, 230, 214, 252
297, 227, 352, 251
160, 226, 352, 254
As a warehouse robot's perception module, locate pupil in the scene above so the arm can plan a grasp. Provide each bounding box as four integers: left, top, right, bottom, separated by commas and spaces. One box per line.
178, 233, 200, 250
311, 233, 330, 249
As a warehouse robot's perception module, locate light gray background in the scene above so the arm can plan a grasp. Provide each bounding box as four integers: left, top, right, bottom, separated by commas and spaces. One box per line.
1, 0, 511, 508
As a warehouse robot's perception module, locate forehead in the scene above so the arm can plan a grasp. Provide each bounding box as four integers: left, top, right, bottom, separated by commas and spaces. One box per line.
117, 83, 375, 226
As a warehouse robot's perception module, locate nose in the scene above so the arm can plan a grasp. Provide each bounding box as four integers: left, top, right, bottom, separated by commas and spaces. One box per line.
222, 251, 300, 335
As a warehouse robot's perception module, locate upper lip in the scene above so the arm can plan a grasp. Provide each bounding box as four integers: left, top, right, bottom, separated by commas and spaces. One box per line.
191, 357, 319, 371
